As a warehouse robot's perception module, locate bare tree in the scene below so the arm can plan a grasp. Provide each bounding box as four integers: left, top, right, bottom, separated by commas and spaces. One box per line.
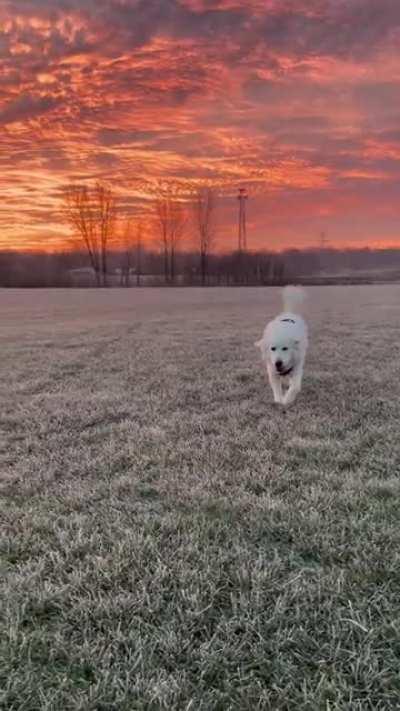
64, 184, 100, 285
120, 218, 143, 287
120, 218, 134, 286
193, 186, 217, 286
154, 191, 169, 284
96, 182, 117, 287
64, 182, 117, 286
153, 182, 186, 284
135, 221, 143, 287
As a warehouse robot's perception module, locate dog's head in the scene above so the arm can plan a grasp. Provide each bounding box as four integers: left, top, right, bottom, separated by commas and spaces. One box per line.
255, 336, 300, 375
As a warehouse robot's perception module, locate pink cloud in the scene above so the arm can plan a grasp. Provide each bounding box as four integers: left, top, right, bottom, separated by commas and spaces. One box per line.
0, 0, 399, 250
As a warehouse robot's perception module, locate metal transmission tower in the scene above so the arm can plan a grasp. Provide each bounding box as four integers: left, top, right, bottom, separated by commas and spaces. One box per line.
319, 231, 328, 273
237, 187, 248, 252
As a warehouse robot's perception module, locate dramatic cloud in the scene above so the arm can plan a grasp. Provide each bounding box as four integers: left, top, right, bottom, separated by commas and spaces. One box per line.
0, 0, 399, 250
0, 94, 61, 125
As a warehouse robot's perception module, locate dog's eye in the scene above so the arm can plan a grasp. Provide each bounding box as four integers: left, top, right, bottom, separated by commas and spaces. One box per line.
271, 346, 276, 351
282, 347, 288, 351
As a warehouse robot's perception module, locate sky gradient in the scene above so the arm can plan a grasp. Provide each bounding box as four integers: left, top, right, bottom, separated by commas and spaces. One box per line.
1, 0, 400, 252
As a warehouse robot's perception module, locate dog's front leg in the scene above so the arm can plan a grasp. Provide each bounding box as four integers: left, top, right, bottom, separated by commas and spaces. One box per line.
281, 373, 302, 406
267, 364, 283, 404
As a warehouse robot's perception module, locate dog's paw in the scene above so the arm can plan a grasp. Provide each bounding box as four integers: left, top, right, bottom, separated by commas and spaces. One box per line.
282, 390, 300, 407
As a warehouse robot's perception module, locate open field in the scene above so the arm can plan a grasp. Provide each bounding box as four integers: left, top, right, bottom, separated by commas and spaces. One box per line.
1, 285, 400, 710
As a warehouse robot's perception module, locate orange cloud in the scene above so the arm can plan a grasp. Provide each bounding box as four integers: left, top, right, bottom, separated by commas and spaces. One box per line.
0, 0, 400, 252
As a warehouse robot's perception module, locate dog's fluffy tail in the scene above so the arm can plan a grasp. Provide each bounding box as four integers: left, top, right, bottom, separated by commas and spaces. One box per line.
282, 285, 305, 313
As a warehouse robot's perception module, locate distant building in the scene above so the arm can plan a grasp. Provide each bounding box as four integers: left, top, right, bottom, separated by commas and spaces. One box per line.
68, 267, 96, 287
68, 267, 184, 287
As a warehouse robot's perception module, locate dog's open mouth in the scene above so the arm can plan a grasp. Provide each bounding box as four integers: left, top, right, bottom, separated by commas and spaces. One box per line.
277, 366, 293, 376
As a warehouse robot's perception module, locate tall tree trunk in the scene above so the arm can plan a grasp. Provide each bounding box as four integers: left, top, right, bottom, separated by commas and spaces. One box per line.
163, 245, 169, 284
170, 247, 175, 284
200, 251, 207, 286
102, 248, 107, 287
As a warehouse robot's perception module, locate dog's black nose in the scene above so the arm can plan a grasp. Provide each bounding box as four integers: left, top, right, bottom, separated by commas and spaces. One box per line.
276, 360, 283, 369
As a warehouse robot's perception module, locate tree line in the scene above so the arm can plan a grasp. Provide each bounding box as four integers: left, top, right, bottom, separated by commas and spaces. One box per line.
63, 181, 218, 287
1, 245, 400, 288
1, 180, 400, 287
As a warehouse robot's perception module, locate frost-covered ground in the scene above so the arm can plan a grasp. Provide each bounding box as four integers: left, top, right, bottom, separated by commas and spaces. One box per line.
2, 286, 400, 709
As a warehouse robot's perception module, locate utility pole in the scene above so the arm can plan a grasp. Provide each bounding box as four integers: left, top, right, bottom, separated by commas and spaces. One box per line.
238, 187, 248, 252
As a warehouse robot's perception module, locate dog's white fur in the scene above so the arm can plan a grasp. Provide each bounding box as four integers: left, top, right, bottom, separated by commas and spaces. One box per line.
255, 286, 308, 406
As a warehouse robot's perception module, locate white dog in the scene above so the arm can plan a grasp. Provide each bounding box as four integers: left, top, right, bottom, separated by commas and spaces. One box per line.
255, 286, 308, 407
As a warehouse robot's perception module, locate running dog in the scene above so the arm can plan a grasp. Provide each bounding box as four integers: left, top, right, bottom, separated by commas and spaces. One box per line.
255, 286, 308, 407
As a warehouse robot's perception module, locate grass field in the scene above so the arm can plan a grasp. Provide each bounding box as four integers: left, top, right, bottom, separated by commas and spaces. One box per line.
1, 285, 400, 710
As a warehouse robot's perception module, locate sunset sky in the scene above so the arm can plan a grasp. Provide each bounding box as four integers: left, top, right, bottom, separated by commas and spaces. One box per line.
1, 0, 400, 252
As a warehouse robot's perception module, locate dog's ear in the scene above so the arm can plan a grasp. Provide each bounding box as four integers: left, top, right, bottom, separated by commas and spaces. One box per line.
254, 339, 263, 349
